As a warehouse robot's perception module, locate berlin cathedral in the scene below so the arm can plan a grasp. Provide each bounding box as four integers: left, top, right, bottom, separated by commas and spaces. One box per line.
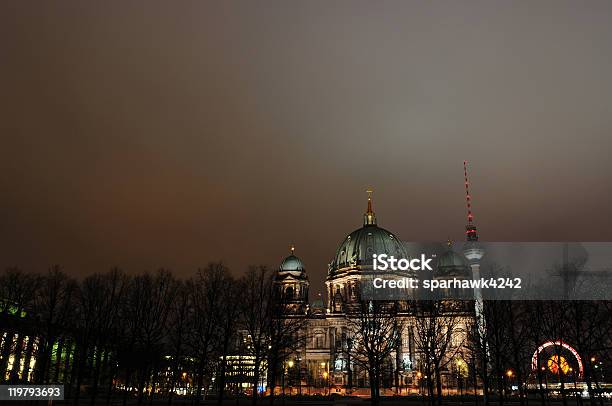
271, 192, 477, 394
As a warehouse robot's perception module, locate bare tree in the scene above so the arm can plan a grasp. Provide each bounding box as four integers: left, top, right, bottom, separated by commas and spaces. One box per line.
267, 300, 308, 406
505, 302, 533, 406
412, 300, 466, 406
187, 262, 229, 406
133, 270, 177, 405
537, 300, 572, 406
343, 301, 403, 406
482, 300, 513, 406
565, 301, 611, 406
73, 272, 116, 405
166, 279, 193, 405
466, 301, 491, 406
216, 273, 240, 406
93, 268, 129, 406
239, 266, 274, 406
32, 266, 77, 384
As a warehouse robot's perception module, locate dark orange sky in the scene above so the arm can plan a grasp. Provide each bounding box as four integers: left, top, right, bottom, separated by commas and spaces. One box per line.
2, 1, 612, 294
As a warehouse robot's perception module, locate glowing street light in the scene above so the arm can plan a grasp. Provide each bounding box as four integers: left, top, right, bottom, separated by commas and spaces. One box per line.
506, 370, 513, 378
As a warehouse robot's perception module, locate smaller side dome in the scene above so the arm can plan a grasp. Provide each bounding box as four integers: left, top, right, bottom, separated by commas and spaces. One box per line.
280, 255, 305, 272
277, 245, 307, 280
435, 243, 471, 278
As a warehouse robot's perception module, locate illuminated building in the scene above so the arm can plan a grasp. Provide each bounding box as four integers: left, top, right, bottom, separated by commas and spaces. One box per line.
271, 191, 475, 393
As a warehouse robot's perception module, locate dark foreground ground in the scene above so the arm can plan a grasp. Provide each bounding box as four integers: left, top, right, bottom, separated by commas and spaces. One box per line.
4, 397, 611, 406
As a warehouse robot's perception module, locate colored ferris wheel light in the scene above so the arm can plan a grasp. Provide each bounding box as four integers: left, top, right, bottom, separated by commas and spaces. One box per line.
531, 340, 584, 378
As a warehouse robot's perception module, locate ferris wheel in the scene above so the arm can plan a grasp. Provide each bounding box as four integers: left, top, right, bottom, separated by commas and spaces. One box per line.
531, 340, 584, 378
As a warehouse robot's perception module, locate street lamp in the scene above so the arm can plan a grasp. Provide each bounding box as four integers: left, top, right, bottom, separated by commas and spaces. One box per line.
505, 370, 514, 396
323, 372, 329, 395
320, 362, 329, 395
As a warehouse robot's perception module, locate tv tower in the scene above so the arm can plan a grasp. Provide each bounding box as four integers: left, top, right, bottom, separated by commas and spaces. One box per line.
462, 160, 484, 263
462, 161, 487, 363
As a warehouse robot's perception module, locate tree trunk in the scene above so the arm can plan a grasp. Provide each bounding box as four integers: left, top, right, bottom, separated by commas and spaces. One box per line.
90, 344, 104, 406
73, 343, 88, 406
369, 366, 378, 406
218, 351, 228, 406
195, 362, 205, 406
137, 363, 149, 406
536, 364, 546, 406
35, 337, 51, 384
251, 359, 260, 406
269, 364, 277, 406
435, 366, 443, 406
122, 368, 134, 406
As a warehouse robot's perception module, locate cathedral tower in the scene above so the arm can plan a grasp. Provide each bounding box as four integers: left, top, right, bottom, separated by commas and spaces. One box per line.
273, 244, 309, 314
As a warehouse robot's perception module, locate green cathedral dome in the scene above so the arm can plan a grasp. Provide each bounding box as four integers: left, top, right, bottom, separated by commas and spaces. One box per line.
435, 244, 471, 278
277, 245, 308, 280
328, 192, 408, 276
280, 254, 305, 272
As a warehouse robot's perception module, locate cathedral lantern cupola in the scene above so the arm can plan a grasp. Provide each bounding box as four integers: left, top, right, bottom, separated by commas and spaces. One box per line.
364, 189, 377, 226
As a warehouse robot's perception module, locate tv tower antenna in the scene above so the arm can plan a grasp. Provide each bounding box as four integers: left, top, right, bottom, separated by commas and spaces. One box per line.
464, 160, 479, 242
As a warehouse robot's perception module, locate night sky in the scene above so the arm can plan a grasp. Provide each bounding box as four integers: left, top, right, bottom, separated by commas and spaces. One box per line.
2, 1, 612, 295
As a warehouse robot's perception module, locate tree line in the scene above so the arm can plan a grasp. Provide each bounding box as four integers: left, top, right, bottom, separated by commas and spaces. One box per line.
0, 264, 305, 406
0, 265, 611, 406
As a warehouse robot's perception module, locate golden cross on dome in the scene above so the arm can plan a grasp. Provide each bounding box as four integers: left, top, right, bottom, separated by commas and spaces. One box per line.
290, 243, 295, 254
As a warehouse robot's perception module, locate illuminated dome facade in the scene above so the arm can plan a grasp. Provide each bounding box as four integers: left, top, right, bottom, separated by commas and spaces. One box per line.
435, 243, 471, 278
330, 226, 408, 273
279, 253, 306, 277
328, 192, 408, 276
326, 192, 409, 313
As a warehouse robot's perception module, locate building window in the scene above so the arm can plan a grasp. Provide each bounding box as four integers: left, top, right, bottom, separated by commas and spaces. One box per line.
315, 333, 325, 349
